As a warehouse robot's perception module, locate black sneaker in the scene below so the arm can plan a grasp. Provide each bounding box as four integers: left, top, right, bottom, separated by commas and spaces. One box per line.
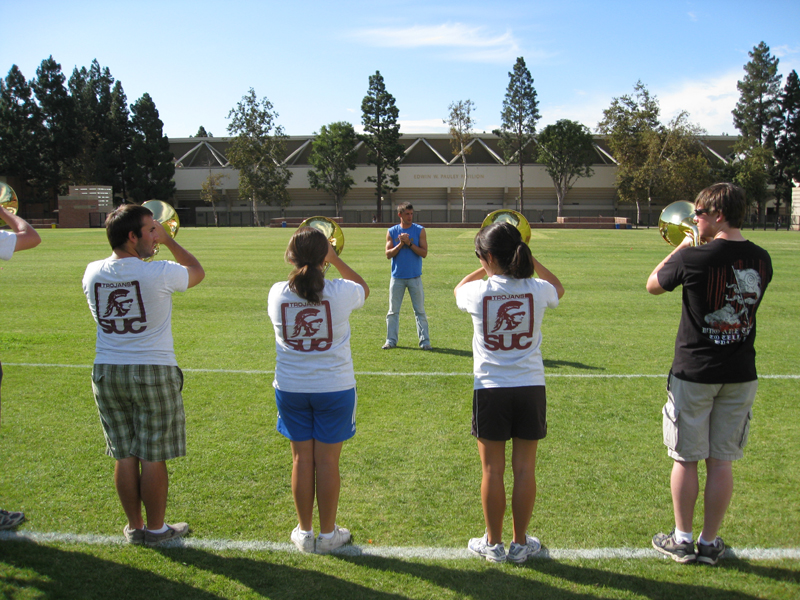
697, 537, 726, 565
652, 530, 696, 563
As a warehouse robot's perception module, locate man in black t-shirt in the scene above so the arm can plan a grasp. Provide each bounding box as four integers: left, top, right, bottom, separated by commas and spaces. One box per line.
646, 183, 772, 565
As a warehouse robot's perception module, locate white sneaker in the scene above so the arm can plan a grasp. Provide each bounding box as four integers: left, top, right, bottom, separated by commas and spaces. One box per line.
468, 533, 506, 563
316, 525, 351, 554
507, 534, 542, 563
291, 525, 315, 553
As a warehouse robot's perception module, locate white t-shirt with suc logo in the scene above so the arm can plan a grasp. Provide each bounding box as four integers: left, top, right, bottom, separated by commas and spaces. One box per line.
83, 257, 189, 365
456, 275, 559, 389
268, 278, 365, 393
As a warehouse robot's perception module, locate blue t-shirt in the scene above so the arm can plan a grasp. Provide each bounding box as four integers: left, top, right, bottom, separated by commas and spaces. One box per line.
388, 223, 424, 279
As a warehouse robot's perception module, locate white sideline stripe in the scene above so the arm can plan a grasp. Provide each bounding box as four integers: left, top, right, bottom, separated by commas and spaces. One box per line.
1, 531, 799, 560
5, 364, 800, 379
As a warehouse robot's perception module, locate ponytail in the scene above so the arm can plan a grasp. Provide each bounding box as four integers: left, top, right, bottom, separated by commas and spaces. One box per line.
475, 222, 534, 279
286, 227, 328, 303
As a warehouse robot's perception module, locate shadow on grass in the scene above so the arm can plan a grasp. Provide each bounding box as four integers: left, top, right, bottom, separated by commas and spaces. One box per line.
718, 558, 800, 584
388, 346, 473, 357
332, 554, 768, 600
0, 541, 221, 599
543, 359, 604, 371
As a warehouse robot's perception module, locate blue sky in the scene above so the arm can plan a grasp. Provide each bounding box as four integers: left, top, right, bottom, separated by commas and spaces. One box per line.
2, 0, 799, 138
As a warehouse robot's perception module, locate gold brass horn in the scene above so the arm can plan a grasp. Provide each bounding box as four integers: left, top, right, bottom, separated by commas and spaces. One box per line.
298, 216, 345, 274
142, 200, 180, 259
481, 209, 532, 244
0, 182, 19, 228
658, 201, 700, 247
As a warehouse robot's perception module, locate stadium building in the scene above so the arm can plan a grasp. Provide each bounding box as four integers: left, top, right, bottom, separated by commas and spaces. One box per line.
171, 133, 738, 226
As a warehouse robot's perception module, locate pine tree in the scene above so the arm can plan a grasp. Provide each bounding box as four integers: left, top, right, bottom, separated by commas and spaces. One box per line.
125, 93, 176, 202
774, 70, 800, 213
361, 71, 404, 221
732, 42, 782, 148
494, 57, 539, 213
0, 65, 44, 198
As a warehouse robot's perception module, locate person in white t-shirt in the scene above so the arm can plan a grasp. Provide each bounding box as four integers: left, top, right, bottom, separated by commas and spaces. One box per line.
0, 201, 41, 531
82, 204, 204, 546
268, 226, 369, 554
455, 222, 564, 564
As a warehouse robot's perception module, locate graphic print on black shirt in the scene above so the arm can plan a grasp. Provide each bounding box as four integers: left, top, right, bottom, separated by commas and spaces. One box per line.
280, 300, 333, 352
702, 263, 764, 345
482, 293, 533, 351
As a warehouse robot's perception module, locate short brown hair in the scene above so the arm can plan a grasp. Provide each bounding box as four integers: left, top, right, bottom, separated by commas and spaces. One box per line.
397, 202, 413, 213
105, 204, 153, 249
695, 183, 747, 228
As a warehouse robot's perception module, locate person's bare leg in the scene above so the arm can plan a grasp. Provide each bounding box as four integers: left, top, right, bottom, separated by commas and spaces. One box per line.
140, 460, 169, 530
510, 438, 538, 544
671, 460, 699, 533
114, 457, 144, 530
314, 441, 343, 534
290, 440, 316, 531
477, 438, 506, 545
700, 458, 733, 541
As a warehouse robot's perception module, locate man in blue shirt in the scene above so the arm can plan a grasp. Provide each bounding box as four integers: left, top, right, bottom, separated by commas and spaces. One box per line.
383, 202, 431, 350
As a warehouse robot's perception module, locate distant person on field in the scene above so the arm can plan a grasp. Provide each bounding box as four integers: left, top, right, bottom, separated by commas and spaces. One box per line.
82, 204, 204, 546
455, 222, 564, 563
268, 227, 368, 554
0, 201, 41, 530
647, 183, 772, 565
383, 202, 431, 350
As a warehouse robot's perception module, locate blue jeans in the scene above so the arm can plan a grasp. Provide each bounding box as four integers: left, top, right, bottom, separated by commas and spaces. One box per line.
386, 276, 430, 347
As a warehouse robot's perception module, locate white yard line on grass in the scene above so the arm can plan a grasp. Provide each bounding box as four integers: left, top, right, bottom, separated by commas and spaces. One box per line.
1, 531, 798, 560
6, 364, 800, 379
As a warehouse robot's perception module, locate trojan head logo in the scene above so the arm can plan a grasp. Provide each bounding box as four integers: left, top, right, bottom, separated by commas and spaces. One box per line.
281, 301, 334, 352
102, 289, 134, 318
94, 281, 147, 335
482, 293, 534, 351
292, 308, 324, 337
491, 300, 525, 333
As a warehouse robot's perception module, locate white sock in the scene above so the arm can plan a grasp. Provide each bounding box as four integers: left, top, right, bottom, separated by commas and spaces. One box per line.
298, 527, 313, 536
674, 528, 693, 543
698, 534, 715, 546
319, 530, 335, 540
147, 524, 169, 534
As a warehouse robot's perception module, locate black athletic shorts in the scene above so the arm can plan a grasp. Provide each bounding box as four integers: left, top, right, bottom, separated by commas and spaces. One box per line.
472, 385, 547, 441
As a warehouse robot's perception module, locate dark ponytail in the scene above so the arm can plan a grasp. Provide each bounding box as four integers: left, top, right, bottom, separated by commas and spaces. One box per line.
474, 222, 534, 279
286, 227, 328, 303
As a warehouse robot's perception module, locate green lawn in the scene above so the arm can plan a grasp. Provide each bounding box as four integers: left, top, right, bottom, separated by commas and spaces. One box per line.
0, 226, 798, 599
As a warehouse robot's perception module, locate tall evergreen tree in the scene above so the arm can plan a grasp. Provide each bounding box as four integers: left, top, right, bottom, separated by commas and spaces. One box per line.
0, 65, 44, 197
102, 81, 131, 200
125, 93, 175, 203
32, 56, 78, 203
731, 42, 782, 223
226, 88, 291, 226
494, 57, 540, 213
307, 121, 359, 218
732, 42, 782, 148
774, 70, 800, 213
361, 71, 404, 221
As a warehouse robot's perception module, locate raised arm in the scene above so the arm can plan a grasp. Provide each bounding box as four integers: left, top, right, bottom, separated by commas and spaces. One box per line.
533, 258, 565, 299
155, 227, 205, 288
646, 235, 692, 295
0, 206, 41, 252
327, 243, 369, 299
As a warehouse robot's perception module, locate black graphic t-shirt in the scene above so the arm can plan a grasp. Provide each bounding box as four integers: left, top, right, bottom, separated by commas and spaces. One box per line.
658, 239, 772, 383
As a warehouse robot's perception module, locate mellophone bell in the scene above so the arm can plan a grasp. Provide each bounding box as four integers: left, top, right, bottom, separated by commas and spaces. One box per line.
297, 216, 345, 274
142, 200, 180, 259
0, 182, 19, 225
481, 209, 532, 244
658, 201, 702, 247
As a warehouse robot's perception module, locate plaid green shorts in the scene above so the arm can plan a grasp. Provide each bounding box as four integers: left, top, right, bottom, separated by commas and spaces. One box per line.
91, 364, 186, 462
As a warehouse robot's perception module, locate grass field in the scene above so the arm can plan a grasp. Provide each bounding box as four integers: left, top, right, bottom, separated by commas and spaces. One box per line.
0, 225, 798, 599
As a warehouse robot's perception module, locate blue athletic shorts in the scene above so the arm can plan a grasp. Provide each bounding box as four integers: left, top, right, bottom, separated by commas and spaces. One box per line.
275, 387, 357, 444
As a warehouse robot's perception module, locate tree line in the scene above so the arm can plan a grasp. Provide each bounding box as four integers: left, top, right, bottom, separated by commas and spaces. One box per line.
0, 56, 175, 211
5, 44, 798, 225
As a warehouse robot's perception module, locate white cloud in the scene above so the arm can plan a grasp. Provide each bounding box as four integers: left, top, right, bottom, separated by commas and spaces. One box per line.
397, 118, 449, 134
656, 71, 741, 135
349, 22, 524, 63
687, 11, 697, 22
